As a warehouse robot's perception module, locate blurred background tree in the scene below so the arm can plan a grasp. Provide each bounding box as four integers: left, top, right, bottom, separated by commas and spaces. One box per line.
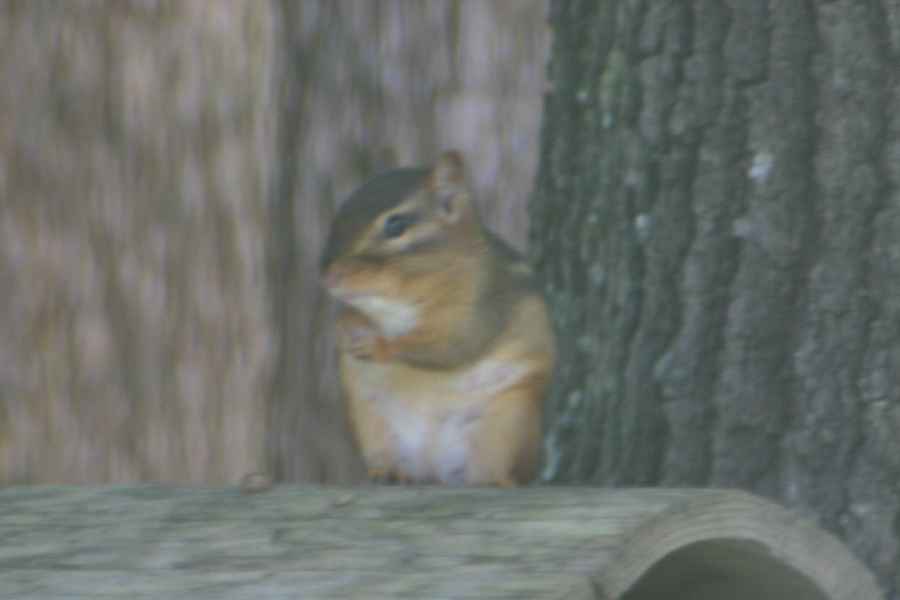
1, 1, 276, 484
532, 2, 899, 597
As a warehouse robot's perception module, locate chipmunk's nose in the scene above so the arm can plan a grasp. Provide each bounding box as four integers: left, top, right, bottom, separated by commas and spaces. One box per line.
321, 266, 343, 292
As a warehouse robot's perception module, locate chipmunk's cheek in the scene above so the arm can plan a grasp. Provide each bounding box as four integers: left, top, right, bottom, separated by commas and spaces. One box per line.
322, 259, 419, 336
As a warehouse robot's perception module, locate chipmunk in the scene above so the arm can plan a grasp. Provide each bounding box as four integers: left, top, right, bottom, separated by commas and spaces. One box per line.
320, 151, 555, 486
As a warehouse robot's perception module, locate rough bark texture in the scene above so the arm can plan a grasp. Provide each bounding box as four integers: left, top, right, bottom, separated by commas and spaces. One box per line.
0, 1, 547, 484
0, 485, 883, 600
532, 1, 900, 597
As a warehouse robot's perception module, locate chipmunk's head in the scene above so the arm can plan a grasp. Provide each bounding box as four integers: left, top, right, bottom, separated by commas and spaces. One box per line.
321, 151, 481, 336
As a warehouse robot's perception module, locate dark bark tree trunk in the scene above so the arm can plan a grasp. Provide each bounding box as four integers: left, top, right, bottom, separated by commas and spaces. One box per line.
531, 1, 900, 597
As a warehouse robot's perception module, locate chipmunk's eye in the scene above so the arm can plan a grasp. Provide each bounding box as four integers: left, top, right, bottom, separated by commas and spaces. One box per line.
383, 213, 416, 239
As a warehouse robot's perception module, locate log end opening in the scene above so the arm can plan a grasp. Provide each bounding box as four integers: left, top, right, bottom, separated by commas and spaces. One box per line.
621, 537, 828, 600
596, 490, 883, 600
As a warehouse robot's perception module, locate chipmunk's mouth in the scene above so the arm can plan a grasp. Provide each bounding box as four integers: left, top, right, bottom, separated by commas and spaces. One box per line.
321, 274, 419, 338
328, 287, 375, 304
321, 272, 362, 300
345, 295, 420, 338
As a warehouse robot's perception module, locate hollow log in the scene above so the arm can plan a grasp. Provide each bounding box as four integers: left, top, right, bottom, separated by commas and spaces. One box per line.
0, 486, 882, 599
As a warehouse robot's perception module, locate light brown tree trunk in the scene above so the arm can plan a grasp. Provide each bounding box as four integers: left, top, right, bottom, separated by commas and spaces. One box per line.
532, 1, 900, 597
0, 1, 276, 484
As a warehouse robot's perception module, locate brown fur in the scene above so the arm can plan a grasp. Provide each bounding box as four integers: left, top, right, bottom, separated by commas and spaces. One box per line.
322, 151, 556, 486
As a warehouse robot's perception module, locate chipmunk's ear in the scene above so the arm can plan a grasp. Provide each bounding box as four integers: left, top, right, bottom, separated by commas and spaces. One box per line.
430, 150, 472, 224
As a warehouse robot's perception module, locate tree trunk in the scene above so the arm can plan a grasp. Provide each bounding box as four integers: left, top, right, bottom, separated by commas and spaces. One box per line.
0, 0, 276, 484
531, 1, 900, 597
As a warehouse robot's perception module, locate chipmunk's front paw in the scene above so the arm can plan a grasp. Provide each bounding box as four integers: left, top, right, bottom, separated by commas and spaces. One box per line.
340, 325, 380, 360
339, 324, 396, 362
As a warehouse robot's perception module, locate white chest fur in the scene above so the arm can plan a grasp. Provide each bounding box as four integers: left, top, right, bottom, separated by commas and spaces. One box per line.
377, 394, 482, 484
353, 356, 529, 484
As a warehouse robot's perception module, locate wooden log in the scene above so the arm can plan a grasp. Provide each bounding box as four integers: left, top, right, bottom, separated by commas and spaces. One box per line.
0, 486, 882, 599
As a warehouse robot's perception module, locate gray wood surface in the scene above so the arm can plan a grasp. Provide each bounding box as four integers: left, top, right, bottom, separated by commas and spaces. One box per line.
0, 486, 882, 599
